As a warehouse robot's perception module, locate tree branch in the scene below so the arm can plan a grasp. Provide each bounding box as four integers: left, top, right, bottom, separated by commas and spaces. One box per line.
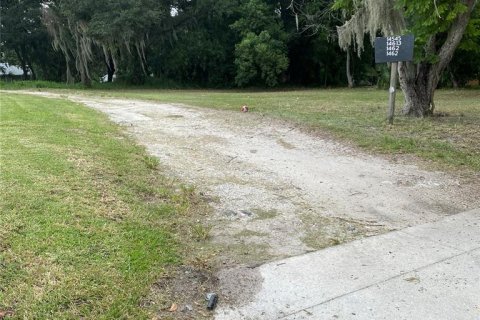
432, 0, 476, 85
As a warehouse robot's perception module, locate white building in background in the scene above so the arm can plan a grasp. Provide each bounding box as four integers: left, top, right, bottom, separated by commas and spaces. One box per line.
100, 73, 117, 83
0, 63, 29, 76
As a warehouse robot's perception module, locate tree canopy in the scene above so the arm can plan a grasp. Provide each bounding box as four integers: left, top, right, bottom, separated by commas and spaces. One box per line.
1, 0, 478, 96
332, 0, 479, 116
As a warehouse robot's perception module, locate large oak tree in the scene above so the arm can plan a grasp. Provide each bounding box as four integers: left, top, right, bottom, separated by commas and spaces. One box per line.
335, 0, 478, 117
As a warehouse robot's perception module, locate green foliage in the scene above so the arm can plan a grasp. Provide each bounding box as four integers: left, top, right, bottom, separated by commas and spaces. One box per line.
458, 6, 480, 52
231, 0, 285, 39
42, 0, 169, 85
234, 31, 289, 87
400, 0, 471, 61
148, 0, 239, 86
86, 0, 166, 41
3, 0, 479, 88
117, 55, 147, 85
157, 31, 232, 86
232, 0, 289, 87
331, 0, 354, 11
0, 0, 64, 80
446, 5, 480, 85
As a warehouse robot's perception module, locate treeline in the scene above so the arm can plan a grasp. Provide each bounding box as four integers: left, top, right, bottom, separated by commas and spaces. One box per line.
1, 0, 479, 88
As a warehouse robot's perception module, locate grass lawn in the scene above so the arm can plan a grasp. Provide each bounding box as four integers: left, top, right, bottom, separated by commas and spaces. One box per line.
0, 93, 207, 319
50, 87, 480, 172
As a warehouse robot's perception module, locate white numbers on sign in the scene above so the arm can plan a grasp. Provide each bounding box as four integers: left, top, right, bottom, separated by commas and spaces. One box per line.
386, 36, 402, 57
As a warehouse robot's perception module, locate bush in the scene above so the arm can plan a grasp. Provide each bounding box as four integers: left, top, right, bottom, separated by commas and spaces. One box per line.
234, 31, 289, 87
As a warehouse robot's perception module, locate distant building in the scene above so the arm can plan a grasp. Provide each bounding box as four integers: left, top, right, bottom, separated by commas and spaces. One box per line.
100, 73, 117, 83
0, 63, 27, 76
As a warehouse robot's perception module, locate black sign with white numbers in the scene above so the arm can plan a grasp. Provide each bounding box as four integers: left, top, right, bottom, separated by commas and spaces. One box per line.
375, 34, 414, 63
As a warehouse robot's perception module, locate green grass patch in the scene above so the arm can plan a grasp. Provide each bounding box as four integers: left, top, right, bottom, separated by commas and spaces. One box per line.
0, 94, 204, 319
0, 79, 182, 91
0, 80, 86, 90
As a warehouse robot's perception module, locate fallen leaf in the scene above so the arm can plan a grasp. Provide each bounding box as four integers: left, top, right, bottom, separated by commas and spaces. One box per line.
197, 310, 208, 317
404, 276, 420, 284
169, 303, 178, 312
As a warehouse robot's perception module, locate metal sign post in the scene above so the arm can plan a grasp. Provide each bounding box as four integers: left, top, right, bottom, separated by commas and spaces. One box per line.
387, 62, 398, 124
375, 35, 414, 124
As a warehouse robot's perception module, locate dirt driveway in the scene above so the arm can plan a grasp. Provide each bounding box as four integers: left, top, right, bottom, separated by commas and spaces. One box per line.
20, 92, 480, 313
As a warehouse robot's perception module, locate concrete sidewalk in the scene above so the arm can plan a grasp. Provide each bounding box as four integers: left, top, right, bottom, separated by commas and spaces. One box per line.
215, 208, 480, 320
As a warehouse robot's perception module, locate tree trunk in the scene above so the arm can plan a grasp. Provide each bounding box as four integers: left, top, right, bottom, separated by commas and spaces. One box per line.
74, 34, 91, 87
399, 61, 434, 116
79, 66, 91, 87
450, 70, 459, 88
324, 65, 328, 87
78, 51, 91, 86
21, 60, 28, 80
399, 0, 475, 117
106, 54, 115, 82
41, 64, 48, 80
346, 47, 354, 88
15, 49, 29, 80
78, 54, 91, 86
29, 62, 37, 80
65, 60, 74, 84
